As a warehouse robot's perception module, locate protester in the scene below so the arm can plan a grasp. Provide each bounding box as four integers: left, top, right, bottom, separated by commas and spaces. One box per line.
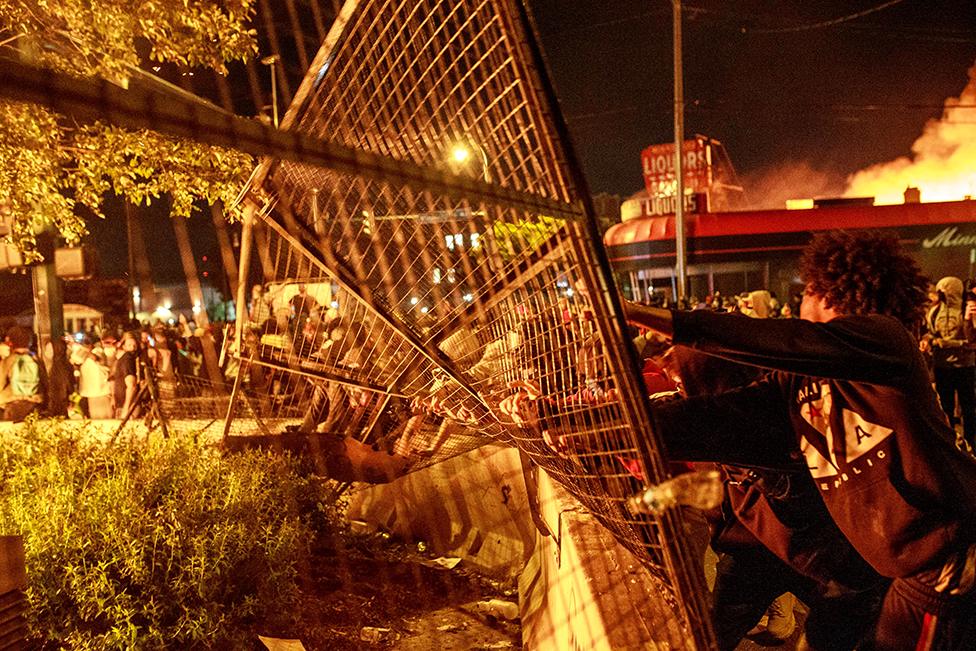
45, 337, 74, 418
671, 346, 886, 649
76, 344, 113, 419
289, 283, 318, 327
249, 283, 273, 328
507, 315, 886, 648
150, 327, 178, 400
0, 326, 45, 421
922, 276, 976, 451
114, 331, 141, 419
626, 231, 976, 649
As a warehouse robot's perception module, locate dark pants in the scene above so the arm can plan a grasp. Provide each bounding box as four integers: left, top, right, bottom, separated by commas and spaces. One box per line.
868, 575, 976, 650
934, 365, 976, 447
712, 544, 886, 651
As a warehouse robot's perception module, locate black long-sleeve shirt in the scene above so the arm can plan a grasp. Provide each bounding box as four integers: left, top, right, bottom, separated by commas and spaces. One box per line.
653, 309, 976, 578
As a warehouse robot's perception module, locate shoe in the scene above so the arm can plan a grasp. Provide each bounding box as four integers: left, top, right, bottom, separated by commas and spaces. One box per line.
764, 592, 796, 641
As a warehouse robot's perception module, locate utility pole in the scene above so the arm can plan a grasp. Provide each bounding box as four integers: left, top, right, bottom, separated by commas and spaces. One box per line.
673, 0, 687, 301
261, 55, 280, 128
31, 228, 64, 348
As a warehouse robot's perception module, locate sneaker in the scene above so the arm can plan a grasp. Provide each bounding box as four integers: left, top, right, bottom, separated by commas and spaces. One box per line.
764, 592, 796, 641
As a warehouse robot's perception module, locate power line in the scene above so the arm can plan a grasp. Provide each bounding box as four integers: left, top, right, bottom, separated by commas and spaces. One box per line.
564, 106, 642, 122
537, 0, 974, 44
691, 100, 976, 112
740, 0, 910, 35
562, 101, 976, 122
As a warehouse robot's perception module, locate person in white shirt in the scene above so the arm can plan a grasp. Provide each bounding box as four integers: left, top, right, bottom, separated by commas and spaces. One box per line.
77, 345, 113, 419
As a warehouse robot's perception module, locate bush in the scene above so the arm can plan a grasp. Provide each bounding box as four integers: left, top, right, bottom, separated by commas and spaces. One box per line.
0, 419, 333, 649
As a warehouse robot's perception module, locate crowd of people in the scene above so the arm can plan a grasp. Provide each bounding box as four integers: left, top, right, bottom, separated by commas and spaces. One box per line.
645, 288, 801, 319
0, 317, 228, 422
474, 231, 976, 649
5, 232, 976, 648
497, 231, 976, 650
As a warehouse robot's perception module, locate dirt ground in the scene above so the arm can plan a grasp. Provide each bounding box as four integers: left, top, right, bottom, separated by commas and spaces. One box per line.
253, 531, 815, 651
257, 533, 521, 651
251, 525, 816, 651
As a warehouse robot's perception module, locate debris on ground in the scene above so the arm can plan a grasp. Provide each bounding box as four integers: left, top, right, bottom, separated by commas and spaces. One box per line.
258, 636, 307, 651
282, 533, 521, 649
470, 599, 520, 621
420, 556, 463, 570
360, 626, 396, 644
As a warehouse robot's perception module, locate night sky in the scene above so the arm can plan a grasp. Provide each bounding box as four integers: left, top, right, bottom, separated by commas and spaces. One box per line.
530, 0, 976, 200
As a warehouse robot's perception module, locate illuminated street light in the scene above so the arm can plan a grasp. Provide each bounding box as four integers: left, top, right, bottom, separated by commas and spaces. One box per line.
448, 140, 491, 182
451, 146, 471, 164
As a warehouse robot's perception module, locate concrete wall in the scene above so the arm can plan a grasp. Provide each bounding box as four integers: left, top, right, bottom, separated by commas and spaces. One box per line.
346, 445, 537, 580
346, 445, 692, 650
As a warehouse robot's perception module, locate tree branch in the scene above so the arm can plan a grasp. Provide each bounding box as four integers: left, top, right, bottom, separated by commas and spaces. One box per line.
0, 33, 23, 49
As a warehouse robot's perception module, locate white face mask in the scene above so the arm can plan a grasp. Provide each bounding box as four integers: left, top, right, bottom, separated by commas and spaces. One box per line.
0, 343, 9, 359
104, 346, 117, 360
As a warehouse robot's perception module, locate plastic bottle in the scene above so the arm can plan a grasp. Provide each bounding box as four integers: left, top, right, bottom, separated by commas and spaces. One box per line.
627, 469, 723, 515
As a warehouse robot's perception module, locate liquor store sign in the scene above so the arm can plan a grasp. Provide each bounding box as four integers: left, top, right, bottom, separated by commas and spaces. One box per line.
622, 193, 706, 220
641, 139, 711, 195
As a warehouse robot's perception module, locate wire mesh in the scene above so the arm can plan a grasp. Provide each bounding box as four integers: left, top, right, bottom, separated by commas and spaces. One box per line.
248, 166, 679, 557
227, 0, 714, 646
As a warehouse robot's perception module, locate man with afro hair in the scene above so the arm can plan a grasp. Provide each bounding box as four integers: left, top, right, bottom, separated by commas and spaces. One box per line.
627, 230, 976, 649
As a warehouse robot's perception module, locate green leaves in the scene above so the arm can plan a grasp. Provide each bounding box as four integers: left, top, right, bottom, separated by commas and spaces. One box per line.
0, 420, 333, 649
492, 214, 565, 260
0, 100, 254, 260
0, 0, 258, 79
0, 100, 74, 262
0, 0, 258, 259
69, 122, 254, 221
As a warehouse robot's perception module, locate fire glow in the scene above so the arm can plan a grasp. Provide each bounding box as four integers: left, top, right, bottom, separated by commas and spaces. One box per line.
845, 63, 976, 205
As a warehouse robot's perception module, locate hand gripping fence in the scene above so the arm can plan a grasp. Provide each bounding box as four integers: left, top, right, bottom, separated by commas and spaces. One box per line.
0, 0, 717, 646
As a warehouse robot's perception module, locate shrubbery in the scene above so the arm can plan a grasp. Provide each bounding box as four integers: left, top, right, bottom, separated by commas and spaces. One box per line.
0, 419, 334, 649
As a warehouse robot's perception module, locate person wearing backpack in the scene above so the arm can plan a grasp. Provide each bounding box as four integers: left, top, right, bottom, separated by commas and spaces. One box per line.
0, 326, 45, 421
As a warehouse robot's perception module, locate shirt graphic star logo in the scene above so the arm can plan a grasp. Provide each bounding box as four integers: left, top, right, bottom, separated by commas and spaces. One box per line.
797, 382, 894, 479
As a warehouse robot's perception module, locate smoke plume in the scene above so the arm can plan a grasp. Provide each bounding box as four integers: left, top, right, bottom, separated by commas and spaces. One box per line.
845, 63, 976, 205
741, 161, 845, 210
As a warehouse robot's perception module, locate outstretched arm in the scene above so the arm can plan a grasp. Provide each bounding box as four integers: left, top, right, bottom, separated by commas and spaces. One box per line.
652, 375, 800, 470
624, 301, 673, 337
668, 309, 918, 386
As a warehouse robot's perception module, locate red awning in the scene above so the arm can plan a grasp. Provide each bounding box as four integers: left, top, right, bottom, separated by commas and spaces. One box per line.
604, 199, 976, 248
